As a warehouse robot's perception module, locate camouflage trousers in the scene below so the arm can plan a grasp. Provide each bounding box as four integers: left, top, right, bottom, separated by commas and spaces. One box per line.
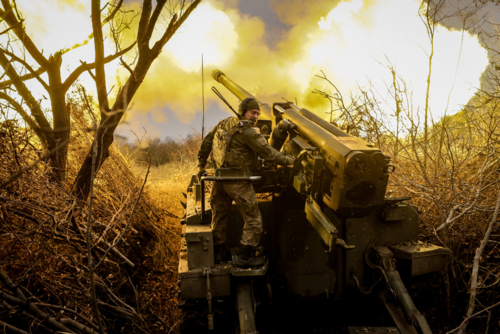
210, 180, 263, 247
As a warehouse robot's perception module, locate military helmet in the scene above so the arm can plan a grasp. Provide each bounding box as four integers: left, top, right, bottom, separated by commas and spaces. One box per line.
238, 97, 260, 116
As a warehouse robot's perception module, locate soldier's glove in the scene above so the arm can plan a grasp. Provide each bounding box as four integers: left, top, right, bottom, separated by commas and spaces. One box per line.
197, 166, 207, 180
286, 156, 295, 168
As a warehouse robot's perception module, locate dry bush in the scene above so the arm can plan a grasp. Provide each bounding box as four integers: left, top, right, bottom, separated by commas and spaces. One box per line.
0, 89, 187, 333
116, 130, 201, 167
315, 70, 500, 332
383, 97, 500, 333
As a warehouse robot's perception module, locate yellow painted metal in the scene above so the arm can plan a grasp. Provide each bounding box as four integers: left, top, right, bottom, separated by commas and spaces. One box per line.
212, 69, 272, 121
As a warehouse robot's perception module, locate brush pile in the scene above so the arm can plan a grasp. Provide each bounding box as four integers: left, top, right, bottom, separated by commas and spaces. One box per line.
0, 94, 184, 334
376, 96, 500, 333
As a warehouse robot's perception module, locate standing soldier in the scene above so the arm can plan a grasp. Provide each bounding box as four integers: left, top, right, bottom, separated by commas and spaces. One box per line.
197, 98, 293, 268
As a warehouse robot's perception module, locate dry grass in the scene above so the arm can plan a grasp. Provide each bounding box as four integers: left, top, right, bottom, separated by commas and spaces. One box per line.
140, 160, 198, 209
0, 92, 199, 333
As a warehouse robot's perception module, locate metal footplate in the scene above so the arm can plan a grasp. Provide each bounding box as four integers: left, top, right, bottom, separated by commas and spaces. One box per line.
229, 248, 269, 276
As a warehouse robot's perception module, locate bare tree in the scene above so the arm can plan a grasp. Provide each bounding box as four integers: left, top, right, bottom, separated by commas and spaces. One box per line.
72, 0, 201, 201
0, 0, 201, 193
0, 0, 132, 182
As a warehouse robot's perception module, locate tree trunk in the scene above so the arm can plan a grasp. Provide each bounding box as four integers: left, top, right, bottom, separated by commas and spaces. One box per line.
0, 51, 68, 183
47, 53, 71, 183
72, 0, 202, 201
73, 58, 154, 200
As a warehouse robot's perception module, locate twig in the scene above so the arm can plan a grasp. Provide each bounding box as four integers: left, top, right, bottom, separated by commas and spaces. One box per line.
34, 303, 99, 331
447, 299, 500, 334
95, 277, 138, 316
14, 260, 39, 287
85, 118, 106, 334
81, 60, 97, 81
0, 320, 28, 334
167, 319, 183, 334
61, 318, 98, 334
436, 152, 491, 232
120, 57, 136, 81
0, 20, 22, 35
126, 271, 141, 316
0, 270, 75, 333
95, 163, 150, 269
456, 189, 500, 334
0, 140, 69, 188
485, 310, 491, 334
78, 226, 135, 267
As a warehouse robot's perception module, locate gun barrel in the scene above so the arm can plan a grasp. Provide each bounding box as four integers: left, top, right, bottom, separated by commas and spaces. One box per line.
290, 104, 350, 137
212, 69, 272, 121
212, 69, 388, 216
283, 108, 351, 158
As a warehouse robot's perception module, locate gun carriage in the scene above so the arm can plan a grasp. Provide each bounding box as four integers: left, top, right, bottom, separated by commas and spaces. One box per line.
177, 70, 450, 333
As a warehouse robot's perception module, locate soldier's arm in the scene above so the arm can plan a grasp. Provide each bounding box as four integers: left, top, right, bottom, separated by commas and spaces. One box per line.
197, 126, 217, 167
244, 129, 290, 165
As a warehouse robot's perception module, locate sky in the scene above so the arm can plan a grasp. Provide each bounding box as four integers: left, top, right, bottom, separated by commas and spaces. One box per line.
115, 0, 493, 141
2, 0, 495, 141
117, 0, 288, 140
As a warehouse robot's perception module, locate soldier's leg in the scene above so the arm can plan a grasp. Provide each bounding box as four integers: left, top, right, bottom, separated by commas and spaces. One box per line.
210, 181, 232, 246
223, 181, 262, 247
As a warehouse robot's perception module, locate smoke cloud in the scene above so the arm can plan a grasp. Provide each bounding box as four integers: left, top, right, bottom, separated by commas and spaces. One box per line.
4, 0, 490, 133
124, 0, 488, 129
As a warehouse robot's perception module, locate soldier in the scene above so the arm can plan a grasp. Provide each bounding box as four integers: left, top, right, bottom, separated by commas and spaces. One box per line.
197, 98, 293, 268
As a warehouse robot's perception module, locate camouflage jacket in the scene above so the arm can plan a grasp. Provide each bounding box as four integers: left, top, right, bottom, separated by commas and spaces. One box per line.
197, 116, 289, 169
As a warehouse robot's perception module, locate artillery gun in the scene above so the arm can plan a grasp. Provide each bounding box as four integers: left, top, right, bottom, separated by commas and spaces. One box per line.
177, 70, 450, 333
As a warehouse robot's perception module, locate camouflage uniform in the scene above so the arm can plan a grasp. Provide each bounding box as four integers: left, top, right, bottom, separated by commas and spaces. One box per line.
198, 116, 290, 247
211, 181, 262, 247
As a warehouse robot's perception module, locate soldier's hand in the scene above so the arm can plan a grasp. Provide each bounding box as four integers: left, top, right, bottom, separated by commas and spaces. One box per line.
286, 156, 295, 167
197, 166, 207, 180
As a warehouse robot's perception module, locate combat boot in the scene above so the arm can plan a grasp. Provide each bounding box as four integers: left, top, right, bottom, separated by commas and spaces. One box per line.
235, 244, 266, 268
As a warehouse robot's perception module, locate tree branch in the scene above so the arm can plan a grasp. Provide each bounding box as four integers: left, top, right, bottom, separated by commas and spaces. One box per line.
435, 152, 491, 232
153, 0, 202, 53
142, 0, 168, 47
120, 57, 136, 81
59, 0, 124, 56
456, 190, 500, 334
0, 51, 53, 146
0, 92, 46, 145
447, 300, 500, 334
80, 61, 97, 82
94, 163, 150, 269
34, 303, 99, 331
92, 0, 110, 116
0, 2, 49, 67
0, 270, 75, 333
60, 318, 98, 334
63, 42, 136, 93
0, 139, 69, 189
77, 225, 135, 266
0, 19, 21, 35
137, 0, 152, 46
0, 48, 50, 91
0, 320, 28, 334
0, 66, 47, 89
